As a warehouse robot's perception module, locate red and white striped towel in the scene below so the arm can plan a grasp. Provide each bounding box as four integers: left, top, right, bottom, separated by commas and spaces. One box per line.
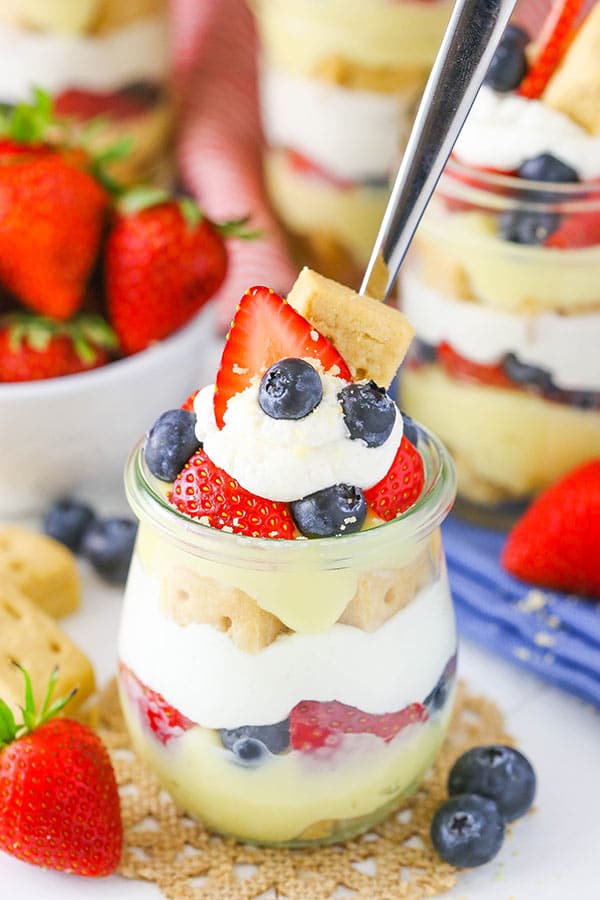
170, 0, 560, 331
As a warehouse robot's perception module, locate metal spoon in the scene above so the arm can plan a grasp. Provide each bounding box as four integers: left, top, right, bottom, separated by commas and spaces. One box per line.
360, 0, 517, 300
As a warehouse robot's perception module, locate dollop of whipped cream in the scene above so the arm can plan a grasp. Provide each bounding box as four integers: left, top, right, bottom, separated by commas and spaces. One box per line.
454, 86, 600, 181
194, 369, 403, 503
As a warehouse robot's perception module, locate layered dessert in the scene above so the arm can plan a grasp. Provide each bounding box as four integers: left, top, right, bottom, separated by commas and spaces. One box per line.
118, 268, 457, 845
252, 0, 453, 285
0, 0, 171, 182
400, 2, 600, 508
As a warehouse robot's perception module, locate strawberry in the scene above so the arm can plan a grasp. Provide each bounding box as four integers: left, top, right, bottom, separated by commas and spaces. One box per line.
437, 341, 513, 389
169, 449, 297, 538
214, 286, 352, 428
55, 85, 158, 122
0, 666, 122, 877
364, 436, 425, 521
119, 664, 195, 745
518, 0, 585, 99
290, 698, 428, 752
502, 459, 600, 597
0, 155, 108, 319
0, 313, 117, 382
285, 149, 354, 190
545, 210, 600, 249
181, 389, 199, 411
105, 189, 234, 354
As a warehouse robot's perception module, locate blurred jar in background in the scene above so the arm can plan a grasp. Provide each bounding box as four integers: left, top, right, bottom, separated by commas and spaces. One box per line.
0, 0, 172, 183
251, 0, 453, 287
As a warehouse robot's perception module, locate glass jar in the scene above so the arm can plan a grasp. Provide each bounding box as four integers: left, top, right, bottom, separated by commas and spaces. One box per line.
252, 0, 453, 286
400, 160, 600, 523
0, 0, 172, 183
118, 423, 457, 847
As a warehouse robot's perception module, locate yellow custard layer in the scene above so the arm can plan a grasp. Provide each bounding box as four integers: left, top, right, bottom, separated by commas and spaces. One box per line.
265, 150, 388, 268
120, 683, 451, 844
402, 365, 600, 501
251, 0, 453, 74
417, 207, 600, 313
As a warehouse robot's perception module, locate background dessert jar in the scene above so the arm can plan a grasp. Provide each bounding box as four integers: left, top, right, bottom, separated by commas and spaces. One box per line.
118, 424, 457, 846
399, 162, 600, 519
251, 0, 453, 286
0, 0, 172, 183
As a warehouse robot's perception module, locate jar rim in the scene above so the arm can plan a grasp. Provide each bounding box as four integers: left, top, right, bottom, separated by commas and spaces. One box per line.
442, 156, 600, 213
124, 421, 456, 566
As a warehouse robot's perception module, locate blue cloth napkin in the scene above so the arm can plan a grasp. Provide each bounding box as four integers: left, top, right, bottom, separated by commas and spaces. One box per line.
442, 517, 600, 709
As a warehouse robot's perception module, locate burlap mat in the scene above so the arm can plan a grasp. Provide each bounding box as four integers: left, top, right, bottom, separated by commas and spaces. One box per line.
91, 679, 511, 900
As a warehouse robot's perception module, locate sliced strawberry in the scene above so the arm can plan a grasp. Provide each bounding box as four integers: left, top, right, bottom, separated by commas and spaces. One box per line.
55, 85, 159, 122
502, 459, 600, 597
168, 449, 297, 539
285, 149, 354, 190
213, 286, 352, 428
364, 436, 425, 521
437, 341, 513, 389
545, 210, 600, 249
290, 699, 428, 752
119, 663, 195, 745
518, 0, 585, 99
181, 389, 199, 412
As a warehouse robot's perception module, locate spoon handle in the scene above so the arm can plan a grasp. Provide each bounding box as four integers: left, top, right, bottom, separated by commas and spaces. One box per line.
360, 0, 517, 300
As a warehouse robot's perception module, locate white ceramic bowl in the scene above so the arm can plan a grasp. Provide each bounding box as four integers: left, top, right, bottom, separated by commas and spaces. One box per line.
0, 305, 223, 516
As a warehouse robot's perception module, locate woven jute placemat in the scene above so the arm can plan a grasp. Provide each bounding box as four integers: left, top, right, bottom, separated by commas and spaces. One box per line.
91, 679, 511, 900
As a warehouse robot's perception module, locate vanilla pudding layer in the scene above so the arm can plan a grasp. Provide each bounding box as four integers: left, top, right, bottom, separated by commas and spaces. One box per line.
260, 65, 417, 182
454, 87, 600, 181
403, 269, 600, 391
119, 552, 455, 728
265, 149, 387, 266
415, 207, 600, 313
252, 0, 453, 75
120, 683, 451, 844
402, 366, 600, 502
0, 15, 168, 101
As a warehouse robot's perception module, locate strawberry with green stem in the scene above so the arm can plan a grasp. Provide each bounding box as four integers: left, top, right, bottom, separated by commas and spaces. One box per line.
0, 665, 122, 877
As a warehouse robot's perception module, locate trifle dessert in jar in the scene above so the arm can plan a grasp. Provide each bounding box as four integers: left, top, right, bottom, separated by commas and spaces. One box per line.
252, 0, 453, 286
400, 2, 600, 517
118, 268, 457, 846
0, 0, 172, 183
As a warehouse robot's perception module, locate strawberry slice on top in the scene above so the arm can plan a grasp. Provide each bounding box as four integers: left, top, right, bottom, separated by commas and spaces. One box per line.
214, 286, 352, 428
518, 0, 585, 99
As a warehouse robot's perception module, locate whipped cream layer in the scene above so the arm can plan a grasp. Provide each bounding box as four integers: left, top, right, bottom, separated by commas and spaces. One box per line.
260, 65, 414, 181
403, 269, 600, 390
0, 16, 169, 101
119, 556, 455, 728
194, 373, 403, 502
454, 87, 600, 181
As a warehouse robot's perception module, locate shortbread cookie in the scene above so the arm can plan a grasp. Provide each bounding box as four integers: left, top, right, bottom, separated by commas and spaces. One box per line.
93, 0, 164, 34
0, 526, 80, 619
543, 3, 600, 135
0, 582, 95, 717
287, 268, 415, 387
314, 56, 427, 95
161, 569, 287, 654
339, 550, 432, 631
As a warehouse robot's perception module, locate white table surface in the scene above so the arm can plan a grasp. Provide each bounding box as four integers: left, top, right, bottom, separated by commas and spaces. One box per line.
2, 497, 600, 899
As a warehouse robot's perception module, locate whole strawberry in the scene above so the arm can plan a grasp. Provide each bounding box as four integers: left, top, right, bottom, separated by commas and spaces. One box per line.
502, 459, 600, 597
106, 189, 250, 354
0, 313, 118, 381
0, 666, 122, 877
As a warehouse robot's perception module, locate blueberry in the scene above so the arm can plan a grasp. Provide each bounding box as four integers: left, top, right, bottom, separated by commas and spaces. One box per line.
43, 498, 95, 553
499, 209, 560, 245
483, 25, 529, 93
424, 654, 457, 713
291, 484, 367, 538
219, 719, 290, 755
144, 409, 201, 482
518, 153, 579, 184
411, 339, 437, 365
448, 745, 536, 822
230, 737, 268, 766
81, 517, 138, 585
400, 412, 419, 448
338, 381, 396, 447
258, 358, 322, 420
502, 353, 554, 391
431, 794, 505, 867
563, 389, 600, 410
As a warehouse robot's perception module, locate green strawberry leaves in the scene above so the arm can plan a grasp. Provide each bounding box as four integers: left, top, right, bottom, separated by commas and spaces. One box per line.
0, 665, 77, 748
2, 313, 119, 363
